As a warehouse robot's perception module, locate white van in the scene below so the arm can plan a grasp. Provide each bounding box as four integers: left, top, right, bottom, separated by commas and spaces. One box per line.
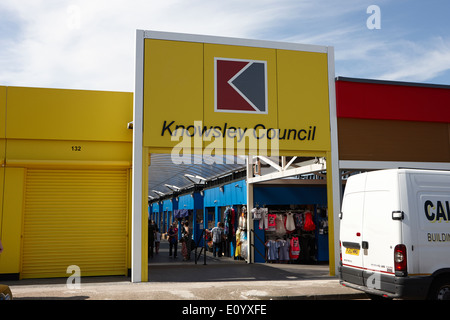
339, 169, 450, 300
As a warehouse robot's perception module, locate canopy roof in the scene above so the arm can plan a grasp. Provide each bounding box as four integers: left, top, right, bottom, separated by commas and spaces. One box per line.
148, 153, 246, 198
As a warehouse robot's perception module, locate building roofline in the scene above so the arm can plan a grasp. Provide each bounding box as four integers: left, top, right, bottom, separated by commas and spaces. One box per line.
335, 76, 450, 90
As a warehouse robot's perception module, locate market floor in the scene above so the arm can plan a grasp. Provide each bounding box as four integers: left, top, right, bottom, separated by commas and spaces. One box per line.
2, 238, 334, 288
2, 238, 354, 301
147, 239, 333, 283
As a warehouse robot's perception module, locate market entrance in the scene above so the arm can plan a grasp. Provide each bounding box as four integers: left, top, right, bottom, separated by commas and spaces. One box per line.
132, 30, 339, 282
147, 155, 333, 273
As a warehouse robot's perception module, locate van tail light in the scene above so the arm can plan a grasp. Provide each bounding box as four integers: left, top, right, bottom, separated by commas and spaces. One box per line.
339, 241, 342, 263
394, 244, 407, 274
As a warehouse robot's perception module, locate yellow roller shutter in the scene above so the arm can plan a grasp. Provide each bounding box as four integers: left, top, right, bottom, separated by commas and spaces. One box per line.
21, 169, 129, 279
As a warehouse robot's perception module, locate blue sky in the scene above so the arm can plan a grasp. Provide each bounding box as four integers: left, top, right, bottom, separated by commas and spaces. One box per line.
0, 0, 449, 92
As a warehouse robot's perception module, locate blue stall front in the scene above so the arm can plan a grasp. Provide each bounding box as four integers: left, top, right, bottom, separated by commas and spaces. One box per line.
160, 198, 178, 234
253, 183, 329, 264
203, 179, 247, 259
175, 191, 204, 246
149, 179, 329, 266
150, 201, 160, 223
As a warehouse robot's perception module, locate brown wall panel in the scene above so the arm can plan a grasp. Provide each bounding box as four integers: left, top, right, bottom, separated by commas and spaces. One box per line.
338, 118, 450, 162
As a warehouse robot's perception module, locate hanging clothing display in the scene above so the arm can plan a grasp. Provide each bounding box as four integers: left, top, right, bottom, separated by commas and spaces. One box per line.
232, 206, 248, 261
260, 205, 324, 264
235, 228, 242, 258
240, 230, 248, 260
239, 211, 247, 230
266, 240, 280, 261
257, 208, 269, 230
294, 213, 303, 229
278, 239, 290, 262
285, 212, 296, 233
267, 213, 276, 231
224, 207, 236, 236
251, 207, 261, 220
303, 211, 316, 232
289, 236, 300, 260
275, 214, 286, 235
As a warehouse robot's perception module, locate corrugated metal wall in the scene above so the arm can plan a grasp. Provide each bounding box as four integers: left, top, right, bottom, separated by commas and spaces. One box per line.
21, 169, 129, 279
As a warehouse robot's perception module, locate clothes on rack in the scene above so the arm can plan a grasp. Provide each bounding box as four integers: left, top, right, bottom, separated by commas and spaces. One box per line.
259, 209, 316, 234
278, 239, 290, 262
266, 240, 280, 261
294, 213, 304, 229
303, 211, 316, 232
240, 230, 248, 260
275, 214, 286, 235
267, 213, 276, 231
235, 228, 242, 258
239, 211, 247, 230
233, 206, 248, 261
224, 206, 236, 236
251, 207, 261, 220
285, 212, 296, 233
289, 236, 300, 260
256, 208, 268, 230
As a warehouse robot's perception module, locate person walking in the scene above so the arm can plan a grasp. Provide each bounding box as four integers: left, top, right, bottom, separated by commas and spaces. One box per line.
148, 220, 156, 259
181, 221, 192, 261
210, 222, 224, 258
168, 222, 178, 258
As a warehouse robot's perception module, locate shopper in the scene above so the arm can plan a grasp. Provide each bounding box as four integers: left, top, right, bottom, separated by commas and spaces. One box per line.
155, 227, 161, 254
148, 220, 156, 259
210, 222, 224, 258
182, 221, 192, 261
168, 222, 178, 258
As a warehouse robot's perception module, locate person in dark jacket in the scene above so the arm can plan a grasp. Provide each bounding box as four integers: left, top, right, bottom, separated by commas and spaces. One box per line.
148, 220, 156, 258
168, 222, 178, 258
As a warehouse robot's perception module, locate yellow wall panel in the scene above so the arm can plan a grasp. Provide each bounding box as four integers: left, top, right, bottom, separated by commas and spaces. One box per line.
0, 85, 133, 279
0, 139, 4, 166
276, 50, 331, 153
21, 169, 128, 279
0, 86, 6, 139
6, 87, 133, 142
142, 38, 331, 156
6, 140, 132, 165
0, 168, 25, 275
0, 167, 4, 243
143, 39, 204, 151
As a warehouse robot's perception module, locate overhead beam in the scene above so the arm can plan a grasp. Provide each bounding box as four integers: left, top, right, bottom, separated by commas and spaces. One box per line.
256, 156, 282, 172
248, 161, 326, 184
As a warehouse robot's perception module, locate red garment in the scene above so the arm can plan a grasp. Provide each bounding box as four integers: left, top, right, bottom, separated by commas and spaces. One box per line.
267, 213, 276, 231
289, 236, 300, 259
303, 211, 316, 232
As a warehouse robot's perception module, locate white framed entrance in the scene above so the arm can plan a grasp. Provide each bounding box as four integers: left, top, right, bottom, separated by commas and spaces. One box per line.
132, 30, 339, 282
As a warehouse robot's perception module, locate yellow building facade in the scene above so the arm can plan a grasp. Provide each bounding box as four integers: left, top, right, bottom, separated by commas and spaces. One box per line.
0, 86, 133, 279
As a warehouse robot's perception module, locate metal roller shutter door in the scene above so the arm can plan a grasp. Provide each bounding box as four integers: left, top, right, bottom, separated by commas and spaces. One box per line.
21, 169, 129, 279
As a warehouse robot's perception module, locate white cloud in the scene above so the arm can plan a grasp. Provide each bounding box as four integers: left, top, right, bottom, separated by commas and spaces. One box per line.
378, 37, 450, 83
0, 0, 449, 91
0, 0, 310, 91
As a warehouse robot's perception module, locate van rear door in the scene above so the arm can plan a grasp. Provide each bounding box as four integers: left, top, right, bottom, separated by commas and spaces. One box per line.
360, 170, 402, 278
340, 173, 366, 276
341, 170, 402, 285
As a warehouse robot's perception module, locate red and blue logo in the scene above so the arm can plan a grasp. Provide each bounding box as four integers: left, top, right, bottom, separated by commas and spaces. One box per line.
214, 58, 268, 114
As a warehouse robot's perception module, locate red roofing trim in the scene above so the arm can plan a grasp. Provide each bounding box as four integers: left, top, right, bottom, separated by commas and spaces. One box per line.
336, 77, 450, 123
